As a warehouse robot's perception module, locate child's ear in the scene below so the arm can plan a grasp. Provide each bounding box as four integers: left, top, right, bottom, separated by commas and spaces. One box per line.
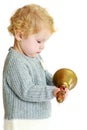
15, 32, 23, 41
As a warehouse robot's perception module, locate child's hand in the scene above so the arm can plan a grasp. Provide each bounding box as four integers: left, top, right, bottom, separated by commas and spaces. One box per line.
53, 86, 69, 103
53, 87, 61, 97
64, 87, 69, 99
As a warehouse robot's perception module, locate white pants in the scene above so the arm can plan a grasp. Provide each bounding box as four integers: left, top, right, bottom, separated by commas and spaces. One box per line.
4, 119, 50, 130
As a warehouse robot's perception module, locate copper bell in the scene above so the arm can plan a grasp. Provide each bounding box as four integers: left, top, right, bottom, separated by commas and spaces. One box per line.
53, 68, 77, 103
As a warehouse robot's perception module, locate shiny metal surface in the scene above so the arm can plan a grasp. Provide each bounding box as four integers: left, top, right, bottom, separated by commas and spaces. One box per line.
53, 68, 77, 90
53, 68, 78, 103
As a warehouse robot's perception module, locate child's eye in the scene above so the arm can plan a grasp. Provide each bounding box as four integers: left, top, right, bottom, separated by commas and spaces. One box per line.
37, 40, 41, 43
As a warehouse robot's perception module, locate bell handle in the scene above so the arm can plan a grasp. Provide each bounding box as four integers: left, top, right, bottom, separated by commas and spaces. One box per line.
56, 85, 67, 103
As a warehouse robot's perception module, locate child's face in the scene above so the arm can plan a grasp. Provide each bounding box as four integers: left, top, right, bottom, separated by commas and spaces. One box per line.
20, 29, 52, 57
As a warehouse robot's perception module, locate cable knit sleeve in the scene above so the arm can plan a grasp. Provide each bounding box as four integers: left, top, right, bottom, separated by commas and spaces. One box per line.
45, 70, 54, 86
6, 58, 54, 102
38, 55, 54, 86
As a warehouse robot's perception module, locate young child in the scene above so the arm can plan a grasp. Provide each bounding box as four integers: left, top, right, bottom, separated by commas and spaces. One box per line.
3, 4, 68, 130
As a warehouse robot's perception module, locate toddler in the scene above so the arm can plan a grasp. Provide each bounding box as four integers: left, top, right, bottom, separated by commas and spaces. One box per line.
3, 4, 67, 130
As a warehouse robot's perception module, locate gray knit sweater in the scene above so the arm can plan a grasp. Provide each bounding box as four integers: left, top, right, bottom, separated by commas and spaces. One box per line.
3, 48, 55, 119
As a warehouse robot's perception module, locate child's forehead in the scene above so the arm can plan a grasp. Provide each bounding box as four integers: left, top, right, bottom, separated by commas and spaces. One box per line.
37, 29, 51, 35
34, 29, 51, 40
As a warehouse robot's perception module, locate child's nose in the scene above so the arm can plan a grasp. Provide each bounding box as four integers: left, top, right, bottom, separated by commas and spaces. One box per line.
40, 44, 44, 50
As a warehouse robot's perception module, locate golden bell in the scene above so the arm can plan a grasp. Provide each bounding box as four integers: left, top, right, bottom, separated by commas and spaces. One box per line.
53, 68, 77, 103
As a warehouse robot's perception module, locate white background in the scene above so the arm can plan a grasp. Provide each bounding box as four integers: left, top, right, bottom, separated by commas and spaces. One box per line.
0, 0, 87, 130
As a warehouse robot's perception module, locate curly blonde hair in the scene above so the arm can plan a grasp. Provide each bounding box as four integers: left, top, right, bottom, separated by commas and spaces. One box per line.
8, 4, 55, 38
